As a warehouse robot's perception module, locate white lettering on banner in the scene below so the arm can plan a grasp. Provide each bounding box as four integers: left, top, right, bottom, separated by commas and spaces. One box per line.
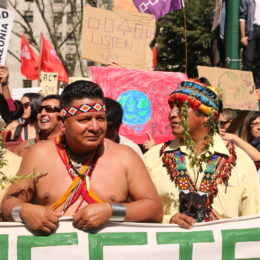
138, 0, 167, 12
21, 45, 31, 60
1, 215, 260, 260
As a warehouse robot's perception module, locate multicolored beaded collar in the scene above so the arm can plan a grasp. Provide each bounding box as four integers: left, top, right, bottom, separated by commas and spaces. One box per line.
61, 103, 106, 118
160, 141, 237, 222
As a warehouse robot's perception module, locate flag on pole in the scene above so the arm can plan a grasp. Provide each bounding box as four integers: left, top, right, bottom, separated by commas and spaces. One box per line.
133, 0, 184, 19
40, 35, 69, 83
21, 34, 39, 80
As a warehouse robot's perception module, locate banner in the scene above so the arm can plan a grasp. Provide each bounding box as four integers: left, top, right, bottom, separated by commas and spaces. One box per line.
39, 71, 58, 96
0, 8, 14, 65
198, 66, 259, 111
114, 0, 138, 12
1, 215, 260, 260
82, 6, 156, 71
90, 66, 187, 144
12, 87, 41, 101
133, 0, 184, 19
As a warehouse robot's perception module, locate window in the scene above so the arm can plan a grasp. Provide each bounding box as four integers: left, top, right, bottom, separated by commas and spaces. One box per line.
67, 12, 73, 24
54, 0, 64, 3
53, 12, 63, 24
23, 80, 32, 88
24, 11, 33, 23
55, 32, 62, 41
66, 33, 75, 45
25, 0, 34, 2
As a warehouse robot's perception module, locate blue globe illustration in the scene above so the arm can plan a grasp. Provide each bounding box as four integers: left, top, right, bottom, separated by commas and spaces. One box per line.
117, 90, 152, 125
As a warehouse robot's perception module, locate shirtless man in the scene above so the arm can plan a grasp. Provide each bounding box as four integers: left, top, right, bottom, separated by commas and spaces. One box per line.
1, 80, 163, 234
15, 94, 64, 156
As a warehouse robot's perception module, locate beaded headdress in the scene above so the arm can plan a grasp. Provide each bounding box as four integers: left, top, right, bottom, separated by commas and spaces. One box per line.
168, 79, 222, 117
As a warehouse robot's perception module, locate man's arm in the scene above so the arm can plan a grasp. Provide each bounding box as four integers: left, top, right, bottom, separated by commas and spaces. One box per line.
239, 0, 248, 46
1, 145, 61, 234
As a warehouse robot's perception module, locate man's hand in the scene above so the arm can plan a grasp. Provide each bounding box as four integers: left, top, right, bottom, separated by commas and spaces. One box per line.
240, 36, 248, 46
143, 131, 156, 150
0, 66, 9, 85
20, 204, 61, 234
73, 203, 112, 231
170, 213, 195, 229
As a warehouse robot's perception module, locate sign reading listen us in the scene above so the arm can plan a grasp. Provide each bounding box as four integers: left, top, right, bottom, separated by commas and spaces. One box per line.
1, 215, 260, 260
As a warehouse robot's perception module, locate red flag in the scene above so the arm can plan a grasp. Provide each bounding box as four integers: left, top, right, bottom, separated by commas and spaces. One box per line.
40, 35, 69, 83
21, 34, 39, 80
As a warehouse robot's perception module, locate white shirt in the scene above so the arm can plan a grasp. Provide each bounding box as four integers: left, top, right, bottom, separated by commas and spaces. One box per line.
254, 0, 260, 26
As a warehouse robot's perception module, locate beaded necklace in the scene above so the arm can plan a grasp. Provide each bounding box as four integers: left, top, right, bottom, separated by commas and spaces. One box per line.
160, 141, 237, 221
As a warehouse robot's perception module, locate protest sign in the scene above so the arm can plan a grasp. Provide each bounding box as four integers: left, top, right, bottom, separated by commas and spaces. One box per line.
1, 215, 260, 260
90, 66, 187, 144
12, 87, 41, 101
0, 8, 14, 65
39, 71, 58, 96
114, 0, 138, 12
82, 6, 156, 70
69, 76, 91, 84
198, 66, 258, 111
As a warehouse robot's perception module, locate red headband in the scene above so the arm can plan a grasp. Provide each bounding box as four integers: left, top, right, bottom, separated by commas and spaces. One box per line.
61, 103, 106, 118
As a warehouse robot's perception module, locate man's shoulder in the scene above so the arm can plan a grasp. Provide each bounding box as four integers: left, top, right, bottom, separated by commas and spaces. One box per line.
23, 139, 55, 158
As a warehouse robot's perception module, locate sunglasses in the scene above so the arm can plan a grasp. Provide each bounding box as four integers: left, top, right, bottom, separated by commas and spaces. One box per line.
219, 120, 230, 126
38, 105, 60, 113
23, 102, 31, 109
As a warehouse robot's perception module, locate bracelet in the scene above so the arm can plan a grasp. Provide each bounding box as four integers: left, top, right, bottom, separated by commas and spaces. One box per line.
11, 206, 23, 222
109, 203, 126, 222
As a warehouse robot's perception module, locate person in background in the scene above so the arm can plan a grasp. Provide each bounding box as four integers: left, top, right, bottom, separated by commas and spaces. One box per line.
104, 97, 143, 158
14, 95, 64, 157
5, 93, 43, 142
218, 108, 235, 131
144, 79, 260, 228
240, 0, 260, 89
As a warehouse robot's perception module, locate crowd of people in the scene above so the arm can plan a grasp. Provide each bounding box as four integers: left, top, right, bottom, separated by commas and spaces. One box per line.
0, 63, 259, 235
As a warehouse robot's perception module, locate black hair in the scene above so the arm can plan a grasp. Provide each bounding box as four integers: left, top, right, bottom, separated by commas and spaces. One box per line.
9, 100, 24, 121
104, 97, 123, 130
0, 93, 10, 123
23, 93, 43, 123
60, 81, 104, 109
42, 94, 61, 103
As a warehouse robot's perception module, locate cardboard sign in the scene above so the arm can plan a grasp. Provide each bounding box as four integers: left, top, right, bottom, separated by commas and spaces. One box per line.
114, 0, 138, 12
198, 66, 258, 111
0, 8, 14, 65
39, 71, 58, 96
69, 76, 91, 84
90, 66, 187, 144
82, 6, 156, 70
2, 215, 260, 260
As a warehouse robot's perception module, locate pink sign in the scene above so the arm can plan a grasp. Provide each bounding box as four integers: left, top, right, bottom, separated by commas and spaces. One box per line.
90, 66, 187, 144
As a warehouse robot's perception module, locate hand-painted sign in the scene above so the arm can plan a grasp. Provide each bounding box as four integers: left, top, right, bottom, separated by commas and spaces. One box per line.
198, 66, 259, 111
0, 8, 14, 65
39, 71, 58, 96
82, 6, 156, 70
90, 66, 187, 144
1, 215, 260, 260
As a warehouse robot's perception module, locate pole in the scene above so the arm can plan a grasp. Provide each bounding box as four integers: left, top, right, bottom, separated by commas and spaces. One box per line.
225, 0, 240, 69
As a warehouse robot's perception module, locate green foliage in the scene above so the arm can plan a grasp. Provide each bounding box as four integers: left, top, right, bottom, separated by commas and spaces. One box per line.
0, 122, 45, 190
155, 0, 215, 77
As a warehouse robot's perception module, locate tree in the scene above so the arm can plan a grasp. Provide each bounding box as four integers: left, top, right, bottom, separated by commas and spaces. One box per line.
8, 0, 111, 78
155, 0, 215, 78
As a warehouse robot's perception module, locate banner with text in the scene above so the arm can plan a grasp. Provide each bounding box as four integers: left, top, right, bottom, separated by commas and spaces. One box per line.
0, 8, 14, 65
198, 66, 259, 111
40, 71, 58, 96
82, 5, 156, 70
1, 215, 260, 260
90, 66, 187, 144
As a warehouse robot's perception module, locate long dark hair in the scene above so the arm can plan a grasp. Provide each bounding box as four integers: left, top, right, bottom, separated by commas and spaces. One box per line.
242, 111, 260, 143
